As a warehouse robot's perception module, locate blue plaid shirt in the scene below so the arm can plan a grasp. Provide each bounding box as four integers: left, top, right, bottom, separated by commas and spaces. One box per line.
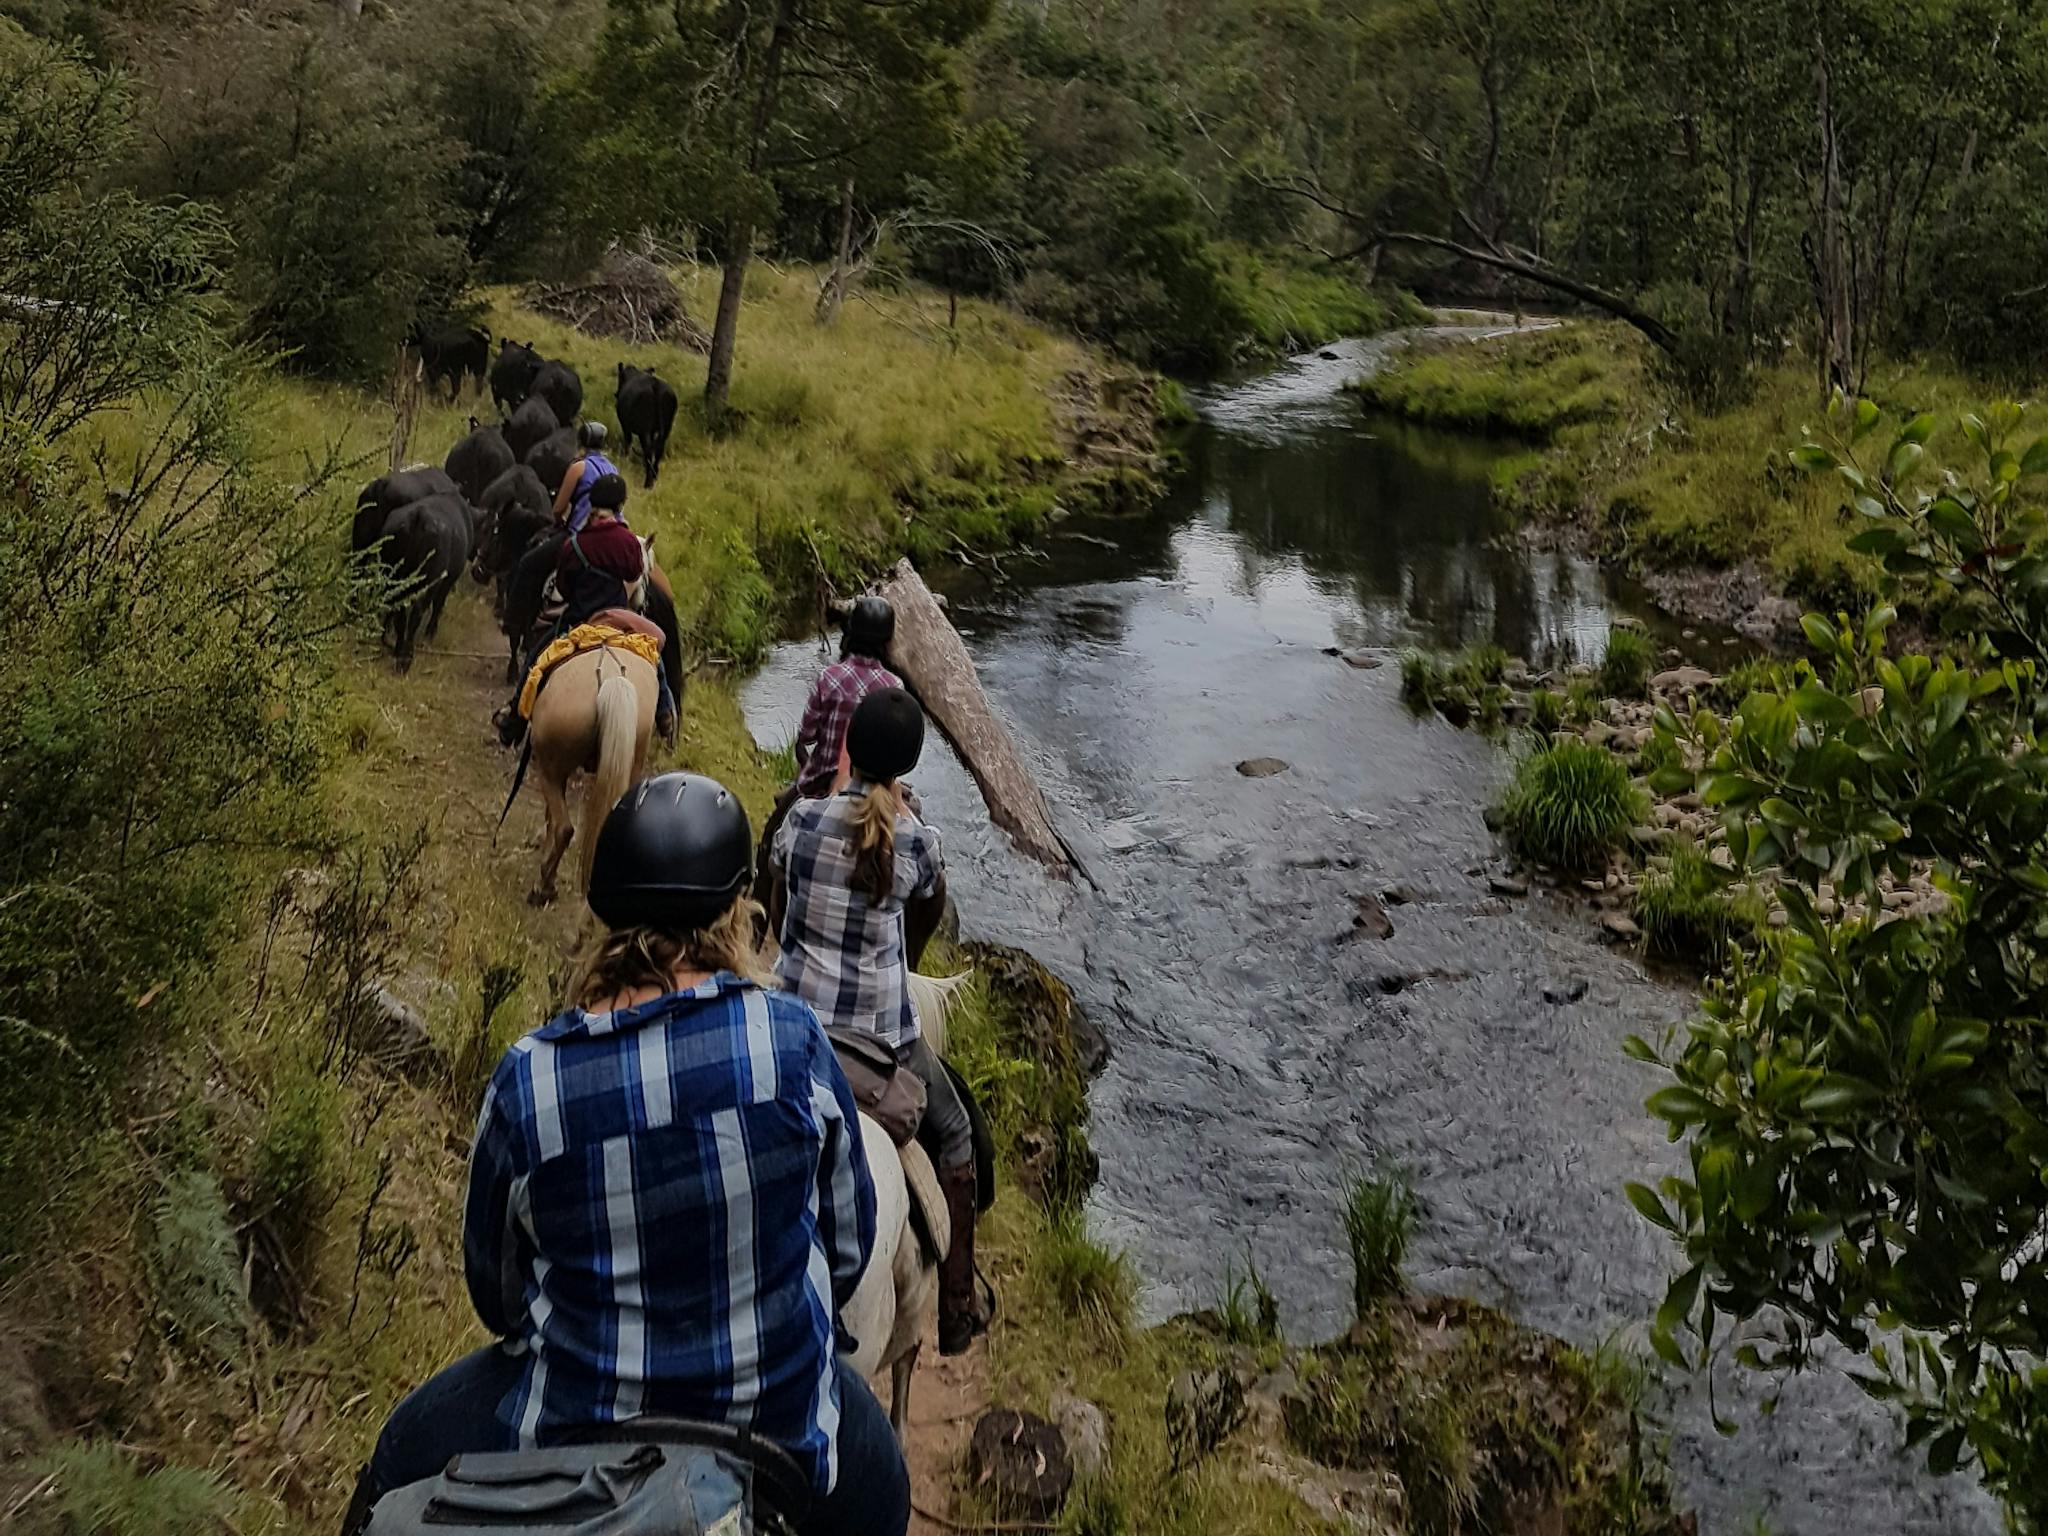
462, 973, 877, 1496
773, 783, 944, 1049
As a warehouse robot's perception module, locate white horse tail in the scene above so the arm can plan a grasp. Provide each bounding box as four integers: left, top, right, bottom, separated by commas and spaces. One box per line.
578, 670, 640, 894
906, 969, 974, 1056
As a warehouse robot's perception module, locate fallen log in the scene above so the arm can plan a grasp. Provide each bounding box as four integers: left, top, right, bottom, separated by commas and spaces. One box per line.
873, 560, 1086, 880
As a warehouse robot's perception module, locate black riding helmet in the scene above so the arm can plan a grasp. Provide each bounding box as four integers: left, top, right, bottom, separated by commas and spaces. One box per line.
587, 773, 753, 933
844, 595, 894, 657
846, 687, 924, 782
589, 472, 628, 512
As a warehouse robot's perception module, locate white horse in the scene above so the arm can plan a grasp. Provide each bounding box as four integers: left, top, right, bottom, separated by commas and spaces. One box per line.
839, 968, 975, 1436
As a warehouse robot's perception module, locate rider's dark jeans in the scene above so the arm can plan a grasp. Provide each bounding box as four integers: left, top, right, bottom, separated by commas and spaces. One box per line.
350, 1342, 908, 1536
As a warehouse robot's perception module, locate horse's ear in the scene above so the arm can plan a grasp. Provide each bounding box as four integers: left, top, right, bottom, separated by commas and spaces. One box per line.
644, 531, 657, 552
468, 415, 479, 431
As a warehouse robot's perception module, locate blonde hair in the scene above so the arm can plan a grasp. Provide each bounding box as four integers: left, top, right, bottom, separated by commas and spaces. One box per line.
850, 780, 898, 906
574, 895, 768, 1008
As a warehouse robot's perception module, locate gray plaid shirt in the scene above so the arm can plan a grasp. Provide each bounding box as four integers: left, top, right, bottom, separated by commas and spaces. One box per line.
772, 783, 943, 1049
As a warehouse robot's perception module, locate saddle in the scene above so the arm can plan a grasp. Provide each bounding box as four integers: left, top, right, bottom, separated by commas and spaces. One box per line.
517, 622, 664, 721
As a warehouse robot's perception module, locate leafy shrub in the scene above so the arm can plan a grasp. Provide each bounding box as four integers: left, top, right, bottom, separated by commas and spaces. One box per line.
1637, 399, 2048, 1524
1500, 741, 1645, 870
1342, 1169, 1418, 1316
0, 42, 351, 1233
18, 1442, 240, 1536
1599, 626, 1653, 699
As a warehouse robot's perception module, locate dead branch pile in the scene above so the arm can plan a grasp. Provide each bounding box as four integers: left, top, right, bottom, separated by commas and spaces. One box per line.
523, 243, 712, 352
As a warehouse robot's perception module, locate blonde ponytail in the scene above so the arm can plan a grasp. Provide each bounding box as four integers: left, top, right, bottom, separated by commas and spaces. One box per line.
851, 781, 898, 906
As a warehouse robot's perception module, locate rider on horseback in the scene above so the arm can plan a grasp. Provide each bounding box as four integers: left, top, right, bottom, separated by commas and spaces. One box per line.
343, 774, 910, 1536
495, 472, 674, 745
553, 422, 622, 533
770, 689, 988, 1357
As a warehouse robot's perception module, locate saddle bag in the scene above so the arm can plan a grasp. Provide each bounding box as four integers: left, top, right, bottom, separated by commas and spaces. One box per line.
826, 1027, 925, 1146
363, 1426, 809, 1536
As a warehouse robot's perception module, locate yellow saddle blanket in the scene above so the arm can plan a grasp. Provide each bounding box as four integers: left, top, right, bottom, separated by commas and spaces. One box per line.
518, 624, 664, 720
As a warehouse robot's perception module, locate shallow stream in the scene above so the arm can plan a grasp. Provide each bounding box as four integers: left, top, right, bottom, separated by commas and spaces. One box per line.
743, 327, 1997, 1532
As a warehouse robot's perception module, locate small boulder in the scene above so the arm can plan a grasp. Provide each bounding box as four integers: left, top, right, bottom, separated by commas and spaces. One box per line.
1350, 893, 1395, 940
1601, 912, 1642, 943
1341, 652, 1382, 670
1051, 1392, 1109, 1485
1381, 882, 1427, 906
1584, 721, 1618, 748
1651, 666, 1716, 696
1236, 757, 1290, 778
1166, 1368, 1247, 1471
970, 1409, 1073, 1518
1488, 872, 1529, 897
1543, 978, 1590, 1005
1629, 824, 1671, 850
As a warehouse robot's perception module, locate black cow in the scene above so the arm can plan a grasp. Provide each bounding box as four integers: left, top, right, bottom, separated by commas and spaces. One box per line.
615, 363, 679, 487
446, 418, 516, 505
490, 339, 544, 415
411, 323, 490, 402
501, 527, 571, 683
503, 395, 560, 463
474, 464, 552, 577
354, 466, 459, 554
530, 360, 583, 425
379, 493, 475, 671
524, 426, 579, 502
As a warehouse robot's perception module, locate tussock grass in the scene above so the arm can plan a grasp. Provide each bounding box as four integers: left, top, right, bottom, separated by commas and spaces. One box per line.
1342, 1169, 1419, 1316
1350, 324, 1645, 441
1600, 626, 1653, 699
1634, 839, 1767, 961
1500, 740, 1646, 871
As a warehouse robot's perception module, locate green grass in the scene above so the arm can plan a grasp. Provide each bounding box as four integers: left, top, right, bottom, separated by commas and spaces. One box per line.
1633, 839, 1767, 960
1342, 1169, 1419, 1317
1500, 740, 1647, 871
1349, 324, 1647, 441
16, 1443, 242, 1536
1224, 246, 1423, 356
1600, 626, 1653, 699
1355, 320, 2017, 611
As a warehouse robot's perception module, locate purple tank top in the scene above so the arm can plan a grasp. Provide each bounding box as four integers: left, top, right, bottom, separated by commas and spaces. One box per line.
566, 452, 621, 532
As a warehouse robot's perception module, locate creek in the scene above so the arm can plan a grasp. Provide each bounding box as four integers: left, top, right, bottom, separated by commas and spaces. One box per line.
743, 326, 1998, 1533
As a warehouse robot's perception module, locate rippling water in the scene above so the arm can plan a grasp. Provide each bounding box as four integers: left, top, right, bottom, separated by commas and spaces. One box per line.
742, 329, 1998, 1532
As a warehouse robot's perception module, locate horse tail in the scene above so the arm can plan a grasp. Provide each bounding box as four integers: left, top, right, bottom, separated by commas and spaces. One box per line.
906, 969, 974, 1057
578, 669, 640, 895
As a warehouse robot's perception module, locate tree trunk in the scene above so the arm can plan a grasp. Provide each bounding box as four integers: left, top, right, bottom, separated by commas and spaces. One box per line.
1812, 26, 1856, 395
873, 560, 1087, 880
816, 176, 857, 326
1358, 230, 1683, 355
704, 232, 751, 425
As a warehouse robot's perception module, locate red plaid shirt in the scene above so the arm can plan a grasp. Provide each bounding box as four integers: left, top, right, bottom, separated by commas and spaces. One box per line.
794, 655, 901, 795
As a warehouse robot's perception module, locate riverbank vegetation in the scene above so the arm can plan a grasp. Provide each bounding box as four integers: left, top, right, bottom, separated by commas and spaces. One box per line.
1633, 405, 2048, 1528
1355, 325, 2010, 624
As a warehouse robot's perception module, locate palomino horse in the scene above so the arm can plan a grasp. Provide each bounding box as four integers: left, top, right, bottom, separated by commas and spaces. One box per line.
840, 968, 975, 1436
525, 643, 661, 904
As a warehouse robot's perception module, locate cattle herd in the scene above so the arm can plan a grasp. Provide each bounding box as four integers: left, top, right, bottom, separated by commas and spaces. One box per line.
352, 327, 682, 675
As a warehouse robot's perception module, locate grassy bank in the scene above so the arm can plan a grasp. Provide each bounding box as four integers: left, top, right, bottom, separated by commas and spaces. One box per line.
1225, 248, 1431, 359
0, 268, 1160, 1532
1352, 323, 2004, 616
